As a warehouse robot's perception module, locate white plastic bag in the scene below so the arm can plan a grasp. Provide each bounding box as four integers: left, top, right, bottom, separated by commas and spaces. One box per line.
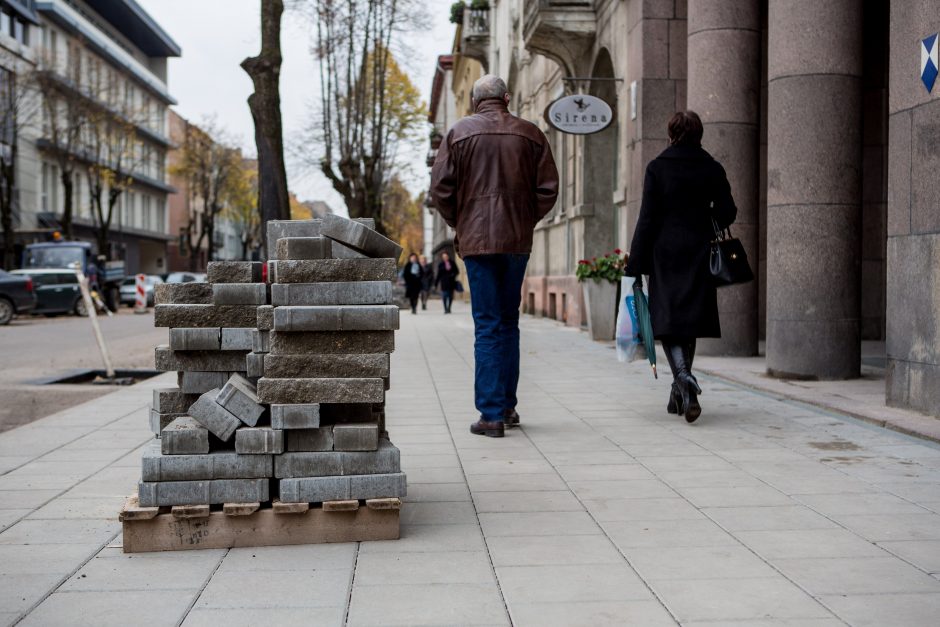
616, 276, 646, 363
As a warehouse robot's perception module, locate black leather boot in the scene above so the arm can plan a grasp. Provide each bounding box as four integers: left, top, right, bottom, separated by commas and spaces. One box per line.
664, 343, 703, 423
662, 342, 683, 415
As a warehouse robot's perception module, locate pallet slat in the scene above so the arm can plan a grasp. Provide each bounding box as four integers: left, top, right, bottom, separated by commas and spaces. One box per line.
366, 497, 401, 511
172, 504, 210, 519
123, 506, 399, 552
119, 495, 159, 521
272, 499, 309, 515
223, 502, 261, 516
322, 499, 359, 512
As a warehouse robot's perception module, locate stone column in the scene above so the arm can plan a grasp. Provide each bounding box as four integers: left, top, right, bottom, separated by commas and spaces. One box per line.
687, 0, 761, 356
766, 0, 863, 379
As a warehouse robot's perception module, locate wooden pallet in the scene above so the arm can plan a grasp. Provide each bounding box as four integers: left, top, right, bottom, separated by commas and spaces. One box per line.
120, 495, 401, 553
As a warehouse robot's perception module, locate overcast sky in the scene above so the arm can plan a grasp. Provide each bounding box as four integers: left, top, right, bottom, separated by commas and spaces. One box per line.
136, 0, 455, 216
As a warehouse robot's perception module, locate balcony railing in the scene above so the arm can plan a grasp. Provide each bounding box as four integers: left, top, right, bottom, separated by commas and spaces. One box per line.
460, 8, 490, 69
522, 0, 596, 73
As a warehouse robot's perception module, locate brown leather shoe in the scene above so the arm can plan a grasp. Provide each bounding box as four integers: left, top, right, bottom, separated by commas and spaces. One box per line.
470, 419, 505, 438
504, 409, 520, 429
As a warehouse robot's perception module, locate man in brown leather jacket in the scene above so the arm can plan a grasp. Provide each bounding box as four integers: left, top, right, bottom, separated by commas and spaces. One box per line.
431, 75, 559, 438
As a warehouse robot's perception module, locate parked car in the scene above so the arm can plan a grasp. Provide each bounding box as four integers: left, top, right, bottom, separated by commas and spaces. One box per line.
0, 269, 36, 325
164, 271, 205, 284
119, 275, 164, 307
10, 269, 85, 317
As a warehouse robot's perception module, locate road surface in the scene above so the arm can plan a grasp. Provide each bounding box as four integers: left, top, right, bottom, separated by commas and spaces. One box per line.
0, 308, 167, 432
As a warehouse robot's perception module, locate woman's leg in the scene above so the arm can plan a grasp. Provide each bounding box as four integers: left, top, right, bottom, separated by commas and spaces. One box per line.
662, 337, 702, 423
421, 290, 429, 309
410, 295, 418, 314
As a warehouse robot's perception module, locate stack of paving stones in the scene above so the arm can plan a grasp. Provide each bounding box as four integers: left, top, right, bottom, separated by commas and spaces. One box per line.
137, 215, 407, 515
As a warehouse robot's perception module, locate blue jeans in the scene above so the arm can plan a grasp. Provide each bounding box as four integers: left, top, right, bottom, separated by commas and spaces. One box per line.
441, 290, 453, 313
463, 254, 529, 422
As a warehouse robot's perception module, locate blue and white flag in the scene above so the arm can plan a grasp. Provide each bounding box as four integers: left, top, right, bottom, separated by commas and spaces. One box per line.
922, 33, 939, 93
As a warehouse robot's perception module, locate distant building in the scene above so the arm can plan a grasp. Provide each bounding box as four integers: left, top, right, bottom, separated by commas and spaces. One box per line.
0, 0, 180, 273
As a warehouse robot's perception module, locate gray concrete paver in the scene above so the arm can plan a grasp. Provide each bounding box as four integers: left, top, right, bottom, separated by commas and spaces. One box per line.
17, 590, 197, 627
506, 600, 677, 627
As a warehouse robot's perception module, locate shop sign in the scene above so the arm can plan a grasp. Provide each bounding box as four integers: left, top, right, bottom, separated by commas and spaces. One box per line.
544, 94, 614, 135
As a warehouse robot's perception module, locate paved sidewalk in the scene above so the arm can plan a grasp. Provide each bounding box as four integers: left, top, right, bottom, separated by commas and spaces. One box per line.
2, 302, 940, 626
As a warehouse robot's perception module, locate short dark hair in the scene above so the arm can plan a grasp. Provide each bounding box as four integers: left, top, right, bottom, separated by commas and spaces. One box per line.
667, 111, 704, 146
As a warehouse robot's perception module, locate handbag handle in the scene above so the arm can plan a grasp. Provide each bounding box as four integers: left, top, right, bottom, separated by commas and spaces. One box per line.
711, 217, 733, 241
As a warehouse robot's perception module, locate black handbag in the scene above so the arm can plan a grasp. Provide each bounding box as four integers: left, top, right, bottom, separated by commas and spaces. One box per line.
709, 219, 754, 287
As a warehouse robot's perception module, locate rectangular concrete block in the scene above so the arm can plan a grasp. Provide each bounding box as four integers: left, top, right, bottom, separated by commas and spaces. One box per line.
138, 478, 269, 507
188, 389, 242, 441
246, 352, 265, 378
154, 304, 259, 328
178, 371, 230, 394
270, 281, 393, 307
266, 218, 374, 256
154, 282, 212, 305
273, 305, 400, 332
331, 240, 366, 259
275, 440, 400, 478
270, 259, 397, 283
257, 305, 274, 331
152, 388, 200, 414
155, 346, 248, 372
333, 423, 380, 452
215, 375, 265, 427
256, 378, 385, 404
235, 427, 285, 454
150, 409, 185, 436
275, 236, 333, 260
141, 441, 272, 481
269, 331, 394, 355
321, 213, 403, 260
286, 427, 334, 452
278, 472, 406, 503
252, 330, 270, 353
169, 328, 221, 351
212, 283, 268, 305
221, 328, 254, 351
271, 404, 321, 429
263, 354, 389, 379
206, 261, 263, 283
161, 417, 210, 455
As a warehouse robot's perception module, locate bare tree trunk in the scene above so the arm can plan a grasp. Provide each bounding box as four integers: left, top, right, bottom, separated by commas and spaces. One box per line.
242, 0, 290, 258
1, 160, 14, 270
60, 172, 74, 240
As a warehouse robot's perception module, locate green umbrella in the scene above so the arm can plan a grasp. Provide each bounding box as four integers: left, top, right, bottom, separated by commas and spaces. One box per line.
632, 276, 658, 379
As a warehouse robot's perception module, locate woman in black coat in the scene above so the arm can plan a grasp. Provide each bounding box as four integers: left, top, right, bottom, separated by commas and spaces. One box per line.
625, 111, 737, 423
435, 252, 460, 314
402, 253, 423, 314
418, 255, 435, 310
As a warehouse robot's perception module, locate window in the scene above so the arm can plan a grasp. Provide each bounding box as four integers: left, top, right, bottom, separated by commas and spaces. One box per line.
41, 163, 49, 212
0, 12, 9, 38
156, 199, 165, 233
0, 67, 13, 148
13, 18, 27, 45
142, 194, 152, 230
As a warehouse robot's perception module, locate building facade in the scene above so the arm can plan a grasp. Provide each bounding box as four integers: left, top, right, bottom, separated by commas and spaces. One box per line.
427, 0, 939, 418
1, 0, 179, 274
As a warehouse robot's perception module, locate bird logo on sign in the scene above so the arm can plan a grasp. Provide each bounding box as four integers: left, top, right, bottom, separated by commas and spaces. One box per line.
922, 33, 939, 93
573, 97, 590, 112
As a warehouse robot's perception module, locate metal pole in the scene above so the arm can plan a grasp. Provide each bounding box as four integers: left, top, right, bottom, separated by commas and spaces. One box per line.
72, 262, 116, 379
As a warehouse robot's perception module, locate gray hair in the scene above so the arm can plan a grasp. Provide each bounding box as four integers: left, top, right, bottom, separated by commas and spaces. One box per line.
472, 75, 508, 101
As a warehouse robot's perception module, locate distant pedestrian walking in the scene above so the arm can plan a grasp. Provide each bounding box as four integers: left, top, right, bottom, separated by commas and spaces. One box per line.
435, 252, 459, 314
418, 255, 434, 311
625, 111, 738, 423
431, 74, 559, 438
402, 253, 422, 315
